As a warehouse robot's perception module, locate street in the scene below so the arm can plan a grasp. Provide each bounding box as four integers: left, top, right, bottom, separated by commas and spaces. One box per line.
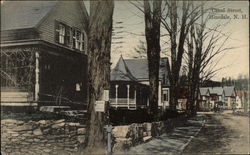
120, 113, 205, 155
118, 111, 249, 155
184, 111, 249, 154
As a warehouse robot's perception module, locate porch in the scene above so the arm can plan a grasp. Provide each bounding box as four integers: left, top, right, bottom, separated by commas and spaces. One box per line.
0, 43, 88, 110
110, 98, 136, 110
110, 82, 149, 110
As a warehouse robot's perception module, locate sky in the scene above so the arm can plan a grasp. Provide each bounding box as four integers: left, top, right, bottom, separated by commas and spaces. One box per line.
69, 1, 249, 81
109, 1, 249, 81
0, 1, 248, 81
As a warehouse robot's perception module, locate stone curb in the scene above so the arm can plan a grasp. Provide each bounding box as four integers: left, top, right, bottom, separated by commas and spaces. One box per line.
179, 114, 206, 153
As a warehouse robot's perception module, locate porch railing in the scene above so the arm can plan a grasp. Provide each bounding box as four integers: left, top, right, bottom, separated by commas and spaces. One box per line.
110, 98, 136, 110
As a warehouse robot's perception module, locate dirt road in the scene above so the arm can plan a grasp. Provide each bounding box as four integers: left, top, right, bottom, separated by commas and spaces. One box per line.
184, 111, 249, 154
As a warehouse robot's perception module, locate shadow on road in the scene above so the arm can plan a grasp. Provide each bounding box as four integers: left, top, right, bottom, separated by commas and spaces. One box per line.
183, 113, 245, 154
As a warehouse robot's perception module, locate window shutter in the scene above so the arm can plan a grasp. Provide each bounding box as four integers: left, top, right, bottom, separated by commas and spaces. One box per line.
65, 25, 70, 46
81, 32, 85, 52
69, 27, 73, 48
55, 21, 59, 43
72, 29, 75, 49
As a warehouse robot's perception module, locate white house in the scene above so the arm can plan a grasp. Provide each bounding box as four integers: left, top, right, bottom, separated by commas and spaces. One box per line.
110, 56, 170, 110
235, 90, 247, 109
223, 86, 236, 109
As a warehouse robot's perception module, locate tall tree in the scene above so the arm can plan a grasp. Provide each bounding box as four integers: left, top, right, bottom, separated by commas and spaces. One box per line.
161, 1, 201, 110
185, 3, 235, 115
83, 0, 114, 153
144, 0, 162, 118
186, 3, 203, 114
133, 40, 147, 58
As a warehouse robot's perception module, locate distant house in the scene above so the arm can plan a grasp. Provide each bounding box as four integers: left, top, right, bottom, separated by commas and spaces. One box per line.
223, 86, 236, 109
177, 85, 189, 110
1, 1, 89, 110
198, 86, 237, 110
198, 87, 211, 111
208, 87, 225, 107
236, 90, 247, 109
110, 56, 170, 110
198, 87, 225, 110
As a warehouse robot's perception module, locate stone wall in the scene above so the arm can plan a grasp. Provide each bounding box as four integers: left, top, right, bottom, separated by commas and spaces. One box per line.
112, 116, 187, 151
1, 115, 187, 154
1, 119, 86, 154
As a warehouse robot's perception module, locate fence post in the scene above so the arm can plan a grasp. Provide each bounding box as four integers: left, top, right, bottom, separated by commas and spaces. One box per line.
105, 125, 113, 155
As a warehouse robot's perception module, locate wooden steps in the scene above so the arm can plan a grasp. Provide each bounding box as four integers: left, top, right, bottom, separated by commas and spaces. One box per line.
1, 91, 33, 103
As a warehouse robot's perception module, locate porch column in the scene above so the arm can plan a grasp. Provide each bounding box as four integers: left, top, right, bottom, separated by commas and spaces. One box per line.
134, 87, 137, 109
134, 88, 137, 104
158, 81, 162, 108
35, 52, 40, 101
127, 84, 130, 109
115, 85, 119, 108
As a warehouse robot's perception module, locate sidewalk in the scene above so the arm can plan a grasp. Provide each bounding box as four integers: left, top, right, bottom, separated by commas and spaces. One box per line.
114, 113, 205, 155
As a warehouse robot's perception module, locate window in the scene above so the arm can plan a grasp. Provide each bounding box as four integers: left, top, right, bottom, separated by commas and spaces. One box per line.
59, 24, 65, 44
44, 64, 50, 70
73, 28, 85, 52
76, 83, 81, 91
163, 74, 166, 84
55, 21, 70, 46
163, 90, 169, 101
55, 21, 86, 52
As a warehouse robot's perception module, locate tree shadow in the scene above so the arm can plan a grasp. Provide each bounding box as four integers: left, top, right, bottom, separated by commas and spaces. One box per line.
183, 114, 233, 154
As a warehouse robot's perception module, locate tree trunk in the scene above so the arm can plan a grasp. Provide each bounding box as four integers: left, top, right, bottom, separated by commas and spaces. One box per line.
169, 81, 178, 110
169, 1, 178, 111
168, 1, 190, 111
187, 3, 203, 115
144, 0, 162, 118
83, 0, 114, 153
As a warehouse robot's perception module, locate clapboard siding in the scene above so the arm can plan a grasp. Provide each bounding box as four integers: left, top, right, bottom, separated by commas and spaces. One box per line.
1, 28, 39, 41
37, 1, 88, 52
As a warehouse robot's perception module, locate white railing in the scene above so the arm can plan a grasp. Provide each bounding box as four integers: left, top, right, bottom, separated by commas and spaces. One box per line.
110, 98, 136, 110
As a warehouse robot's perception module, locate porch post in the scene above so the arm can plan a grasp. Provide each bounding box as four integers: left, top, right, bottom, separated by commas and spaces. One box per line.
115, 85, 118, 108
134, 87, 137, 109
127, 84, 130, 109
158, 81, 162, 108
35, 52, 40, 102
134, 88, 137, 104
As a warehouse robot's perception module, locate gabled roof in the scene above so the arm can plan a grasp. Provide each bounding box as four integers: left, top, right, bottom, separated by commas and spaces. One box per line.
199, 87, 210, 96
110, 56, 137, 81
224, 86, 235, 97
1, 1, 58, 31
209, 87, 224, 96
124, 57, 169, 82
123, 59, 148, 80
111, 56, 170, 85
